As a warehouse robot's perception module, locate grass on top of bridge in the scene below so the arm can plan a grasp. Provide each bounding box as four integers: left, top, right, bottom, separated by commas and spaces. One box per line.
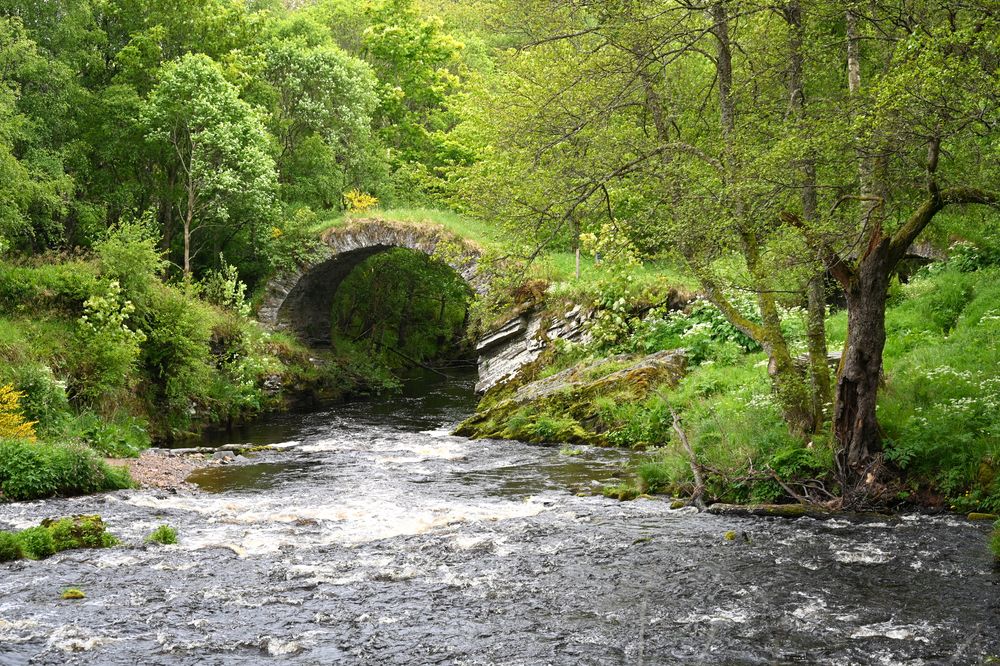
306, 207, 500, 248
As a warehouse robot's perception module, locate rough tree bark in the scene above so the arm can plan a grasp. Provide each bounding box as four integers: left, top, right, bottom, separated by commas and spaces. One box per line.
827, 177, 999, 492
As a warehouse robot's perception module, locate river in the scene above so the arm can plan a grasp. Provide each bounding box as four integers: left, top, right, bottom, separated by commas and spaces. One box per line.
0, 372, 997, 665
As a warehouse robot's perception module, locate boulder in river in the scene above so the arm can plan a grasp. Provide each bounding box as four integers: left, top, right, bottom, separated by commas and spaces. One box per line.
455, 350, 686, 445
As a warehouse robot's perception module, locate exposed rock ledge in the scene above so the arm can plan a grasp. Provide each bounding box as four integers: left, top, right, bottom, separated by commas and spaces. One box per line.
456, 349, 687, 442
475, 303, 592, 393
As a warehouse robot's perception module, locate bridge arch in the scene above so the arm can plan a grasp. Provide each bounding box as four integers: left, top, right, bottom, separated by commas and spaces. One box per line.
257, 219, 485, 346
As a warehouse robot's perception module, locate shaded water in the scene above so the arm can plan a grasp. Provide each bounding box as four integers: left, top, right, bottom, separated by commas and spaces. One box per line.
1, 372, 998, 665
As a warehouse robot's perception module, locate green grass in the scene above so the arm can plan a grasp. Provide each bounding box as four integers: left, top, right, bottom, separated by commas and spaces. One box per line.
146, 524, 178, 545
306, 207, 500, 248
876, 268, 1000, 510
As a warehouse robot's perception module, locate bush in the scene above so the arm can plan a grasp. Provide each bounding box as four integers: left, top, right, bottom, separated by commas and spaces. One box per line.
16, 526, 56, 559
94, 216, 166, 302
138, 285, 214, 433
200, 257, 251, 317
0, 261, 101, 315
146, 524, 178, 545
0, 531, 22, 561
0, 439, 133, 501
1, 364, 71, 436
70, 412, 150, 458
72, 281, 146, 409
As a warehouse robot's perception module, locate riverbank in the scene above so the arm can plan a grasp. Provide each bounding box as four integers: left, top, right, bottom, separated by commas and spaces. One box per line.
106, 451, 206, 492
462, 261, 1000, 516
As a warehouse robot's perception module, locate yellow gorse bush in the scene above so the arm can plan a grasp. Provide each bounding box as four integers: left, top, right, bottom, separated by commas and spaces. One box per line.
344, 189, 379, 214
0, 384, 37, 441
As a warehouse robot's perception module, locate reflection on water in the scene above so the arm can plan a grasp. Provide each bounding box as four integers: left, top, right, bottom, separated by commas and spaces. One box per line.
186, 462, 318, 493
0, 369, 998, 665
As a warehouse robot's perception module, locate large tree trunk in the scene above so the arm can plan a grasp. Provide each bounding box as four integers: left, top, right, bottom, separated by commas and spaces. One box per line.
834, 245, 890, 485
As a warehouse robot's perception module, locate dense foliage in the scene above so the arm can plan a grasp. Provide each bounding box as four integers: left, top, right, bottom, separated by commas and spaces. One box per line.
330, 247, 473, 368
0, 0, 998, 524
0, 0, 472, 284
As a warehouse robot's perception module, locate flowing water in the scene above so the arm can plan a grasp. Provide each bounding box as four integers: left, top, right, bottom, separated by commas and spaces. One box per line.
1, 371, 997, 665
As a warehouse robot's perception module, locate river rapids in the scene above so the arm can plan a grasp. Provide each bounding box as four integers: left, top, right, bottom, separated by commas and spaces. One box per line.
0, 372, 997, 665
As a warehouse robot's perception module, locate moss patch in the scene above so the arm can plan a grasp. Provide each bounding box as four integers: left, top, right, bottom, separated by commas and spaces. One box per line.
0, 515, 118, 562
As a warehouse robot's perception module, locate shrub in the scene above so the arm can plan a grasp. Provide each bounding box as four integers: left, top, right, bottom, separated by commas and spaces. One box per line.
200, 257, 251, 317
0, 439, 133, 501
0, 384, 37, 440
94, 215, 166, 301
0, 261, 101, 315
344, 189, 379, 213
2, 365, 70, 436
72, 281, 145, 409
146, 524, 178, 545
138, 285, 214, 433
16, 526, 56, 559
70, 412, 150, 458
0, 531, 22, 561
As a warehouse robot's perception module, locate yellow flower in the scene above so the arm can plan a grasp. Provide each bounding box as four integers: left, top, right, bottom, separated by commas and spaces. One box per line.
0, 384, 37, 441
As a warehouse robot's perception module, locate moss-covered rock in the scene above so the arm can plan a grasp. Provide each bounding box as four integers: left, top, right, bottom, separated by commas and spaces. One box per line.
456, 350, 686, 447
0, 515, 118, 562
601, 483, 640, 501
43, 515, 118, 550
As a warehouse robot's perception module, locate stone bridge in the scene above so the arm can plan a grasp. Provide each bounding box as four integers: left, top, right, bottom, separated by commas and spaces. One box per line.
257, 219, 486, 346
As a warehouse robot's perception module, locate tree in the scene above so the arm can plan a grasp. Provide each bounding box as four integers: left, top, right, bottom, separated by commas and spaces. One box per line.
451, 0, 835, 435
260, 35, 381, 208
307, 0, 466, 199
143, 53, 278, 276
803, 6, 1000, 492
0, 15, 78, 252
